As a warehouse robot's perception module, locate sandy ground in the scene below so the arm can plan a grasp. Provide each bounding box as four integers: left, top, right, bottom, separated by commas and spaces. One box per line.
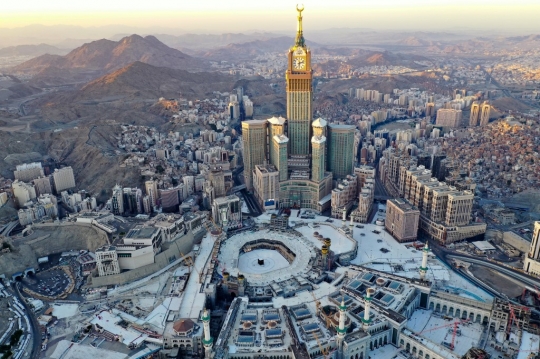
469, 265, 524, 298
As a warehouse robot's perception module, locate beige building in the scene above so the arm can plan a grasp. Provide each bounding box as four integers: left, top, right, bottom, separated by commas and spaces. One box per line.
381, 149, 486, 244
436, 109, 462, 128
480, 102, 491, 126
33, 176, 52, 196
253, 164, 280, 210
385, 198, 420, 242
95, 245, 121, 277
145, 179, 159, 208
331, 175, 357, 219
212, 195, 242, 230
242, 120, 268, 191
12, 180, 37, 207
116, 245, 154, 270
524, 221, 540, 276
52, 166, 76, 193
470, 101, 480, 126
272, 135, 289, 181
14, 162, 44, 182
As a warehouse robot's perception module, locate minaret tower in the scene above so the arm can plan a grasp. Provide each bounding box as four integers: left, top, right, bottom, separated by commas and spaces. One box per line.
362, 288, 374, 330
201, 308, 213, 359
336, 298, 348, 359
419, 243, 429, 281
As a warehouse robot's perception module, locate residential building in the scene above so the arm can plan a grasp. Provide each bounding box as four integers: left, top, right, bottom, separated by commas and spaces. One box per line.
33, 176, 52, 196
12, 180, 36, 207
14, 162, 44, 182
52, 167, 75, 193
385, 198, 420, 242
436, 109, 462, 128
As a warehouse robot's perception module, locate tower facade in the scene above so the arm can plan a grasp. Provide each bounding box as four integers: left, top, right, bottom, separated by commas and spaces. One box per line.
201, 309, 213, 359
524, 222, 540, 276
242, 7, 334, 211
311, 136, 326, 182
242, 120, 268, 191
272, 135, 289, 181
286, 5, 313, 156
328, 124, 355, 179
480, 102, 491, 126
469, 101, 480, 126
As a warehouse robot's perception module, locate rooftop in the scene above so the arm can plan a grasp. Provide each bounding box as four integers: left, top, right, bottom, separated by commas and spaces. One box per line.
125, 226, 160, 239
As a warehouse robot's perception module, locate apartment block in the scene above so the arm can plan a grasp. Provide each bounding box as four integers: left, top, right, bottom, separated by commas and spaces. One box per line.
385, 198, 420, 242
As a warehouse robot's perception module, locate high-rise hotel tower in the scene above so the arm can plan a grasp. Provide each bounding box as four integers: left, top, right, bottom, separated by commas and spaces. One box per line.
244, 7, 354, 212
286, 6, 313, 156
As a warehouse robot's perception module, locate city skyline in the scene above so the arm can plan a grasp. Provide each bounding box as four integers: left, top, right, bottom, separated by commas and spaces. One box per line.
2, 1, 540, 32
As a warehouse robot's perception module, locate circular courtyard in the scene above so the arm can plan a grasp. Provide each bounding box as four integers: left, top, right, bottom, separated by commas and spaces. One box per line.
218, 230, 317, 285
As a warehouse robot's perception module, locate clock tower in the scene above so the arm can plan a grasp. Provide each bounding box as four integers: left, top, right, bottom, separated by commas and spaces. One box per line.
286, 5, 313, 156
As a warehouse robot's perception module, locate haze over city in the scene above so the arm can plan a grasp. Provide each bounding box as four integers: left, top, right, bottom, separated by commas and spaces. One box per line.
0, 3, 539, 359
3, 0, 540, 33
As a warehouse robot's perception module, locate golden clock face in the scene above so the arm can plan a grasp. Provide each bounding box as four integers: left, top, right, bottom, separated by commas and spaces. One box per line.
293, 57, 306, 70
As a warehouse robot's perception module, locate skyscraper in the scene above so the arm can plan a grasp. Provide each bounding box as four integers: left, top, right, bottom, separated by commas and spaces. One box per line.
524, 221, 540, 276
469, 101, 480, 127
242, 7, 333, 211
327, 124, 355, 179
286, 6, 313, 156
311, 136, 326, 182
480, 102, 491, 126
145, 179, 159, 208
242, 120, 268, 191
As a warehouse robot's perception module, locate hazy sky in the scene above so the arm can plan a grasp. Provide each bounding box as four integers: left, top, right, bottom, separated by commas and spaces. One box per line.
3, 0, 540, 32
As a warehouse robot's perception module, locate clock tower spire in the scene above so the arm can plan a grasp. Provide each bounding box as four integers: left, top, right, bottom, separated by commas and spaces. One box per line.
286, 5, 313, 157
295, 4, 305, 47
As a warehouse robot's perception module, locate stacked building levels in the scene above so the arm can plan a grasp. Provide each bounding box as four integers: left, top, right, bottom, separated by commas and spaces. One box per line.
243, 12, 357, 212
523, 221, 540, 276
380, 148, 486, 244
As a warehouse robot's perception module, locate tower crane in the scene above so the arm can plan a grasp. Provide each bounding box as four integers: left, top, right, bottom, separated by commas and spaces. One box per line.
181, 252, 202, 283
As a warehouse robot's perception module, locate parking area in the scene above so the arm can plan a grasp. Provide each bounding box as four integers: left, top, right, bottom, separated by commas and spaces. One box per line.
21, 267, 72, 298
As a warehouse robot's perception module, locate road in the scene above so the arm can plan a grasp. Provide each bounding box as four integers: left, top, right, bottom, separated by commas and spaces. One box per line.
11, 283, 41, 359
427, 238, 540, 314
231, 165, 262, 216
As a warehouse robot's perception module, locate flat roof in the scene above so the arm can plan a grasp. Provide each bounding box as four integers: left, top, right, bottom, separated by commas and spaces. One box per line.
50, 340, 128, 359
126, 226, 159, 239
472, 241, 496, 251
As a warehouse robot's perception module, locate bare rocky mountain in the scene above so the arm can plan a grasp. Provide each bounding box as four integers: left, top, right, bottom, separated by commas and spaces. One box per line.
198, 36, 320, 61
312, 51, 429, 76
12, 34, 207, 76
0, 43, 68, 57
139, 32, 284, 51
27, 61, 238, 124
76, 61, 234, 100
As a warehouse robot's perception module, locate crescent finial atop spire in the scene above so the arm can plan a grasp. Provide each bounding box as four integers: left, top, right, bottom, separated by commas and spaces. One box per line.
295, 5, 305, 47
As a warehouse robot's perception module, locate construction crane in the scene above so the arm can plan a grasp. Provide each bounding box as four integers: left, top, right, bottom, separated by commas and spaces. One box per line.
506, 303, 524, 337
310, 291, 334, 330
181, 252, 202, 283
313, 331, 331, 359
416, 318, 468, 351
